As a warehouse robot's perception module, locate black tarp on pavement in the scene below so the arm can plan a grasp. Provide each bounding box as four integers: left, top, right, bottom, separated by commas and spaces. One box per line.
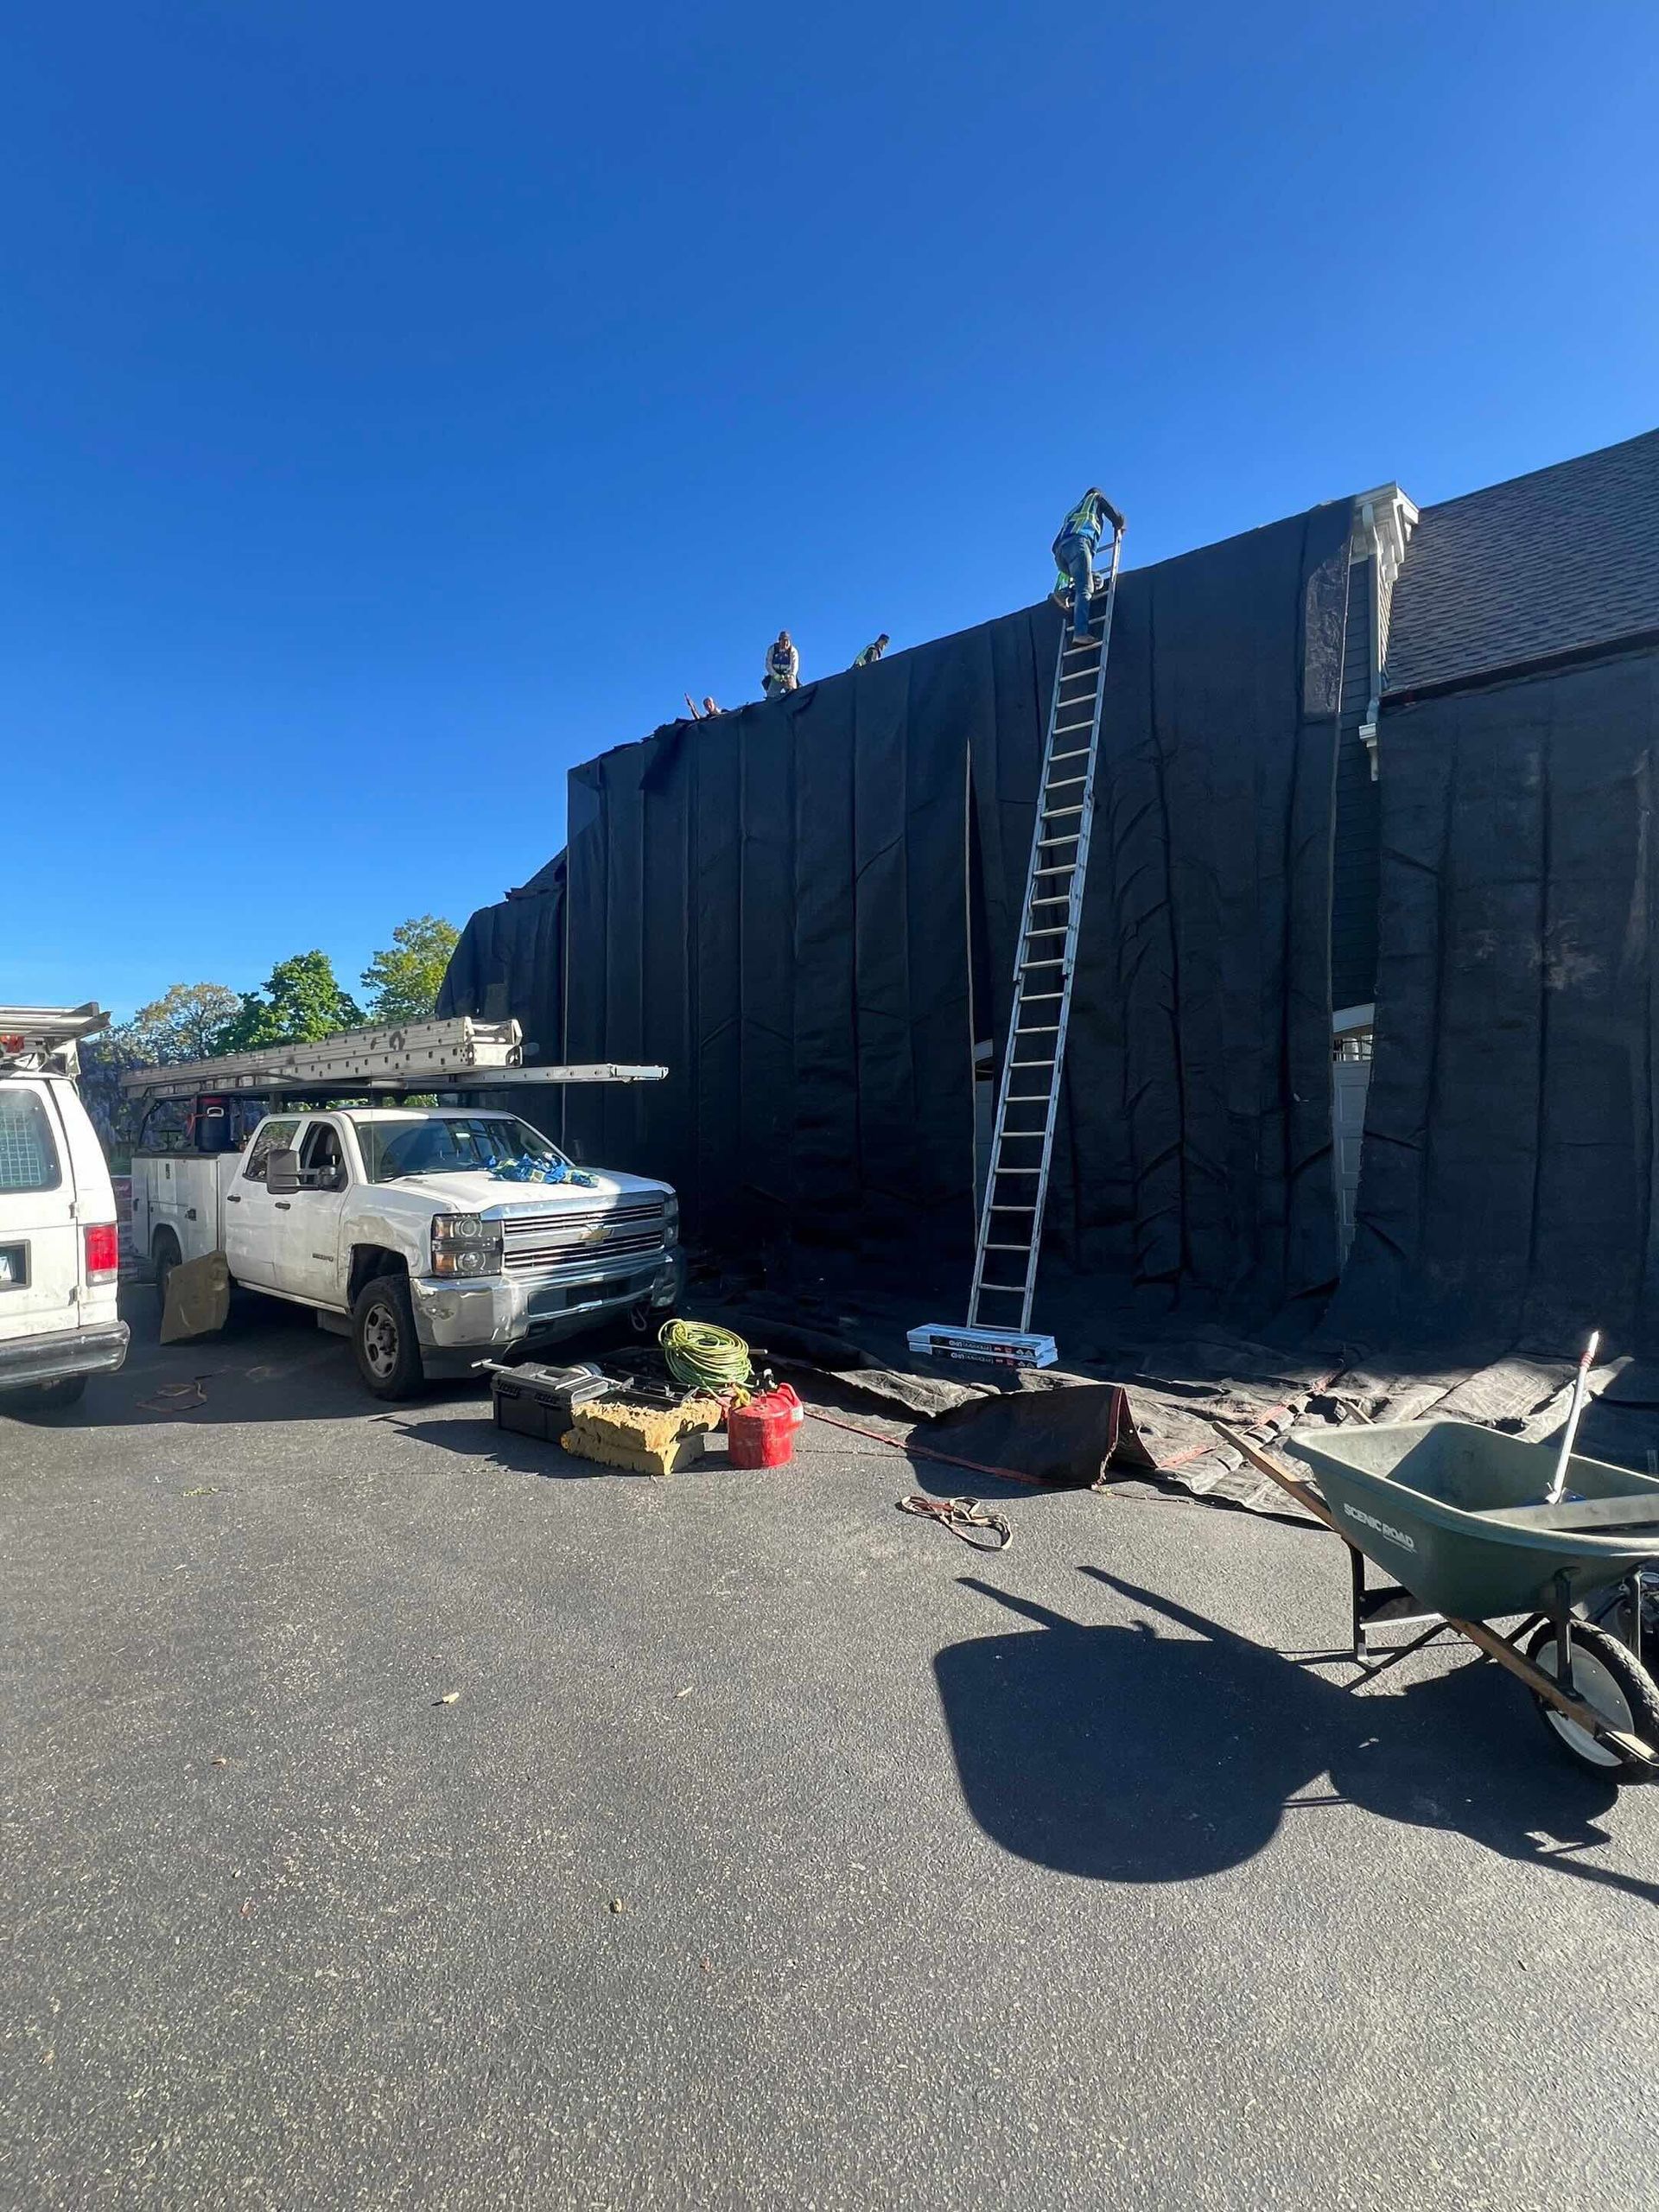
533, 499, 1354, 1327
1326, 646, 1659, 1358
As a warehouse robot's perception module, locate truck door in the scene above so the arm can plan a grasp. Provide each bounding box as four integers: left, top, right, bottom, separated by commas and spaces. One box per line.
0, 1081, 79, 1344
222, 1117, 298, 1287
276, 1118, 351, 1308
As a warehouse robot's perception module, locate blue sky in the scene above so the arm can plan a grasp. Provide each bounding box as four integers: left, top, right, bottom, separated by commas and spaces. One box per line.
4, 0, 1656, 1020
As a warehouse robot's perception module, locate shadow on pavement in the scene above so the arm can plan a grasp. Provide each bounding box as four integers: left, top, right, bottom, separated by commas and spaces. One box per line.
935, 1567, 1659, 1904
8, 1293, 495, 1433
378, 1411, 608, 1478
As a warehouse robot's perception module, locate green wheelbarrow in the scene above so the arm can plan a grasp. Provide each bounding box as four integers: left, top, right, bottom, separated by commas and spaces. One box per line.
1221, 1419, 1659, 1783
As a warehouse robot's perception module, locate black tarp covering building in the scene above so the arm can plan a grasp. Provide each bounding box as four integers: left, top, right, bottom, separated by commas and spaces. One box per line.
440, 849, 566, 1066
1329, 649, 1659, 1356
448, 499, 1357, 1337
445, 429, 1659, 1357
558, 620, 982, 1306
1327, 429, 1659, 1357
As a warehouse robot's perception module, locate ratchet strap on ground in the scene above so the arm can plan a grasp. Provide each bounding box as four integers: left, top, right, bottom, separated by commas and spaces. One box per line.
896, 1494, 1013, 1552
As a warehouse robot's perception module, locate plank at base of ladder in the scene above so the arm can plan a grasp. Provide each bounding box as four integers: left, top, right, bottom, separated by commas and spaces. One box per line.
906, 1323, 1058, 1370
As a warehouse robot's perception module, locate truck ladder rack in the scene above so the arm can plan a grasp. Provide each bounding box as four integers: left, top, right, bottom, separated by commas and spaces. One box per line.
0, 1003, 109, 1077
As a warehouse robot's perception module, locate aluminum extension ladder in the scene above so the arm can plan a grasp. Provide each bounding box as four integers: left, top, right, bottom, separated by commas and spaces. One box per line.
118, 1015, 670, 1105
911, 525, 1122, 1368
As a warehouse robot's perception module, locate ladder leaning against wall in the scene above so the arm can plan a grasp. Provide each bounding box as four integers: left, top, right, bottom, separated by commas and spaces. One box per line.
911, 518, 1124, 1368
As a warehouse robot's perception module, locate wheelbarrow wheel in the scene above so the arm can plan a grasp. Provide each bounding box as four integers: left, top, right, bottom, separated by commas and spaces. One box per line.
1524, 1620, 1659, 1777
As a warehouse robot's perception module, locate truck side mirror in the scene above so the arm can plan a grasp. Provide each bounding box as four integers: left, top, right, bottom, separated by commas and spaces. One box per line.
266, 1147, 302, 1195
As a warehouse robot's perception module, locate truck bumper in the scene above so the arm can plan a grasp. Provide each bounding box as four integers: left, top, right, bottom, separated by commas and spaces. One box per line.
405, 1249, 685, 1372
0, 1320, 130, 1392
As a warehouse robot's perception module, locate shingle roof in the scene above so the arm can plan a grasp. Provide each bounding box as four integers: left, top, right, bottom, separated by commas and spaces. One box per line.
1383, 427, 1659, 696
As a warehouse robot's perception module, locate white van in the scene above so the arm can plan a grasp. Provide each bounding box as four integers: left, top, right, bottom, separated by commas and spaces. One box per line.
0, 1006, 129, 1410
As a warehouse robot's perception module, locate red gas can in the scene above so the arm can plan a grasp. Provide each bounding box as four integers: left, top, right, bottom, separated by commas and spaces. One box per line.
727, 1383, 803, 1469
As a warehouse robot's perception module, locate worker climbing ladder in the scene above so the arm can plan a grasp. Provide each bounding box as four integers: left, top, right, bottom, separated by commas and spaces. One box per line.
911, 522, 1124, 1366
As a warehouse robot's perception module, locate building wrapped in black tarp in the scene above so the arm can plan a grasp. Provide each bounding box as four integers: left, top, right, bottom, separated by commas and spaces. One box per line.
443, 430, 1659, 1357
449, 498, 1356, 1338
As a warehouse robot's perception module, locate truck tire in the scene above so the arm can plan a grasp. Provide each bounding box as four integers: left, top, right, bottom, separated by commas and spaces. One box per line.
152, 1230, 181, 1313
352, 1272, 425, 1400
3, 1375, 88, 1414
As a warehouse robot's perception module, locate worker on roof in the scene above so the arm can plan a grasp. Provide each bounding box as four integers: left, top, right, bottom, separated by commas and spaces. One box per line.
853, 634, 890, 669
1052, 488, 1125, 646
763, 631, 799, 699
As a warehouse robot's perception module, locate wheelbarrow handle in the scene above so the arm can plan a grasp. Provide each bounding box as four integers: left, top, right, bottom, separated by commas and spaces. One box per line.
1209, 1419, 1338, 1531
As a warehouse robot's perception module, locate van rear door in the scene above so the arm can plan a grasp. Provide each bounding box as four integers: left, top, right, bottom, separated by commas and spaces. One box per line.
0, 1080, 80, 1340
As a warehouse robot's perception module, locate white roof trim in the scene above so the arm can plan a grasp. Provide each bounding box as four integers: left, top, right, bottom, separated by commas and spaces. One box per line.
1349, 484, 1419, 587
1350, 486, 1419, 782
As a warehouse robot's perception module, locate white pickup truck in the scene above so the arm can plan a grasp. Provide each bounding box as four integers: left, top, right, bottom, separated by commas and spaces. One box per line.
125, 1022, 682, 1398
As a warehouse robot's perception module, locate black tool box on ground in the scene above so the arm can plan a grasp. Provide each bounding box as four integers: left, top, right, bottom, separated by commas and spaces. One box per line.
489, 1361, 613, 1441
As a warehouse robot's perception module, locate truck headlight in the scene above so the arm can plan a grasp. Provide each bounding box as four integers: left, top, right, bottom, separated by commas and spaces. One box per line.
431, 1214, 504, 1277
663, 1192, 679, 1247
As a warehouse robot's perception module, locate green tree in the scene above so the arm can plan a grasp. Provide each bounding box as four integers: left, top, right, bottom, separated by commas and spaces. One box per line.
216, 951, 363, 1053
107, 982, 244, 1064
360, 915, 461, 1026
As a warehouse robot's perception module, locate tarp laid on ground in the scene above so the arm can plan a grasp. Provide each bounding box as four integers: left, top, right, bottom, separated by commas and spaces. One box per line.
532, 500, 1354, 1329
703, 1295, 1659, 1513
1327, 647, 1659, 1359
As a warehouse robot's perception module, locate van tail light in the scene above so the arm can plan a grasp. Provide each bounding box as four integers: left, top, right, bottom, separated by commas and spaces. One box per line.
84, 1223, 120, 1284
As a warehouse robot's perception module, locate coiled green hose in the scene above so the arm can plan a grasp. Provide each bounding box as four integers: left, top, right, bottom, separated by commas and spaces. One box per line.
658, 1317, 754, 1392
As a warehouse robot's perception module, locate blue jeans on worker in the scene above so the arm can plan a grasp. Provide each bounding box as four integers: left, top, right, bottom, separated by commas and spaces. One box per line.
1054, 531, 1096, 644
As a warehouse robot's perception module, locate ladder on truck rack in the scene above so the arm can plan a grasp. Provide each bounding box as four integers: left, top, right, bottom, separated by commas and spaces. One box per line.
0, 1004, 109, 1077
910, 524, 1123, 1368
119, 1014, 668, 1103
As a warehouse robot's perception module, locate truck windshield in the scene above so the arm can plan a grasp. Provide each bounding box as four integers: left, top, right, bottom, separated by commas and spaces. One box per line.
351, 1115, 567, 1183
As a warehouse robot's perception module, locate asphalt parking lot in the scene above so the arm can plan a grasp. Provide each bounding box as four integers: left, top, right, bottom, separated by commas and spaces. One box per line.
4, 1293, 1658, 2209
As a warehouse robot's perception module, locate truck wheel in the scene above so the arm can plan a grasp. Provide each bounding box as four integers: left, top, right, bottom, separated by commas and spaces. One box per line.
153, 1230, 181, 1313
353, 1273, 424, 1400
3, 1375, 88, 1414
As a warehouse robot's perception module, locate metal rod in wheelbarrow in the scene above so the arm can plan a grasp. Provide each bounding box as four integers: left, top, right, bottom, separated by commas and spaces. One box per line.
1209, 1418, 1659, 1772
1545, 1329, 1601, 1507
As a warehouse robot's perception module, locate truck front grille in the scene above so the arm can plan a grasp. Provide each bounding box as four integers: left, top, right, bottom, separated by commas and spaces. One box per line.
502, 1199, 665, 1275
